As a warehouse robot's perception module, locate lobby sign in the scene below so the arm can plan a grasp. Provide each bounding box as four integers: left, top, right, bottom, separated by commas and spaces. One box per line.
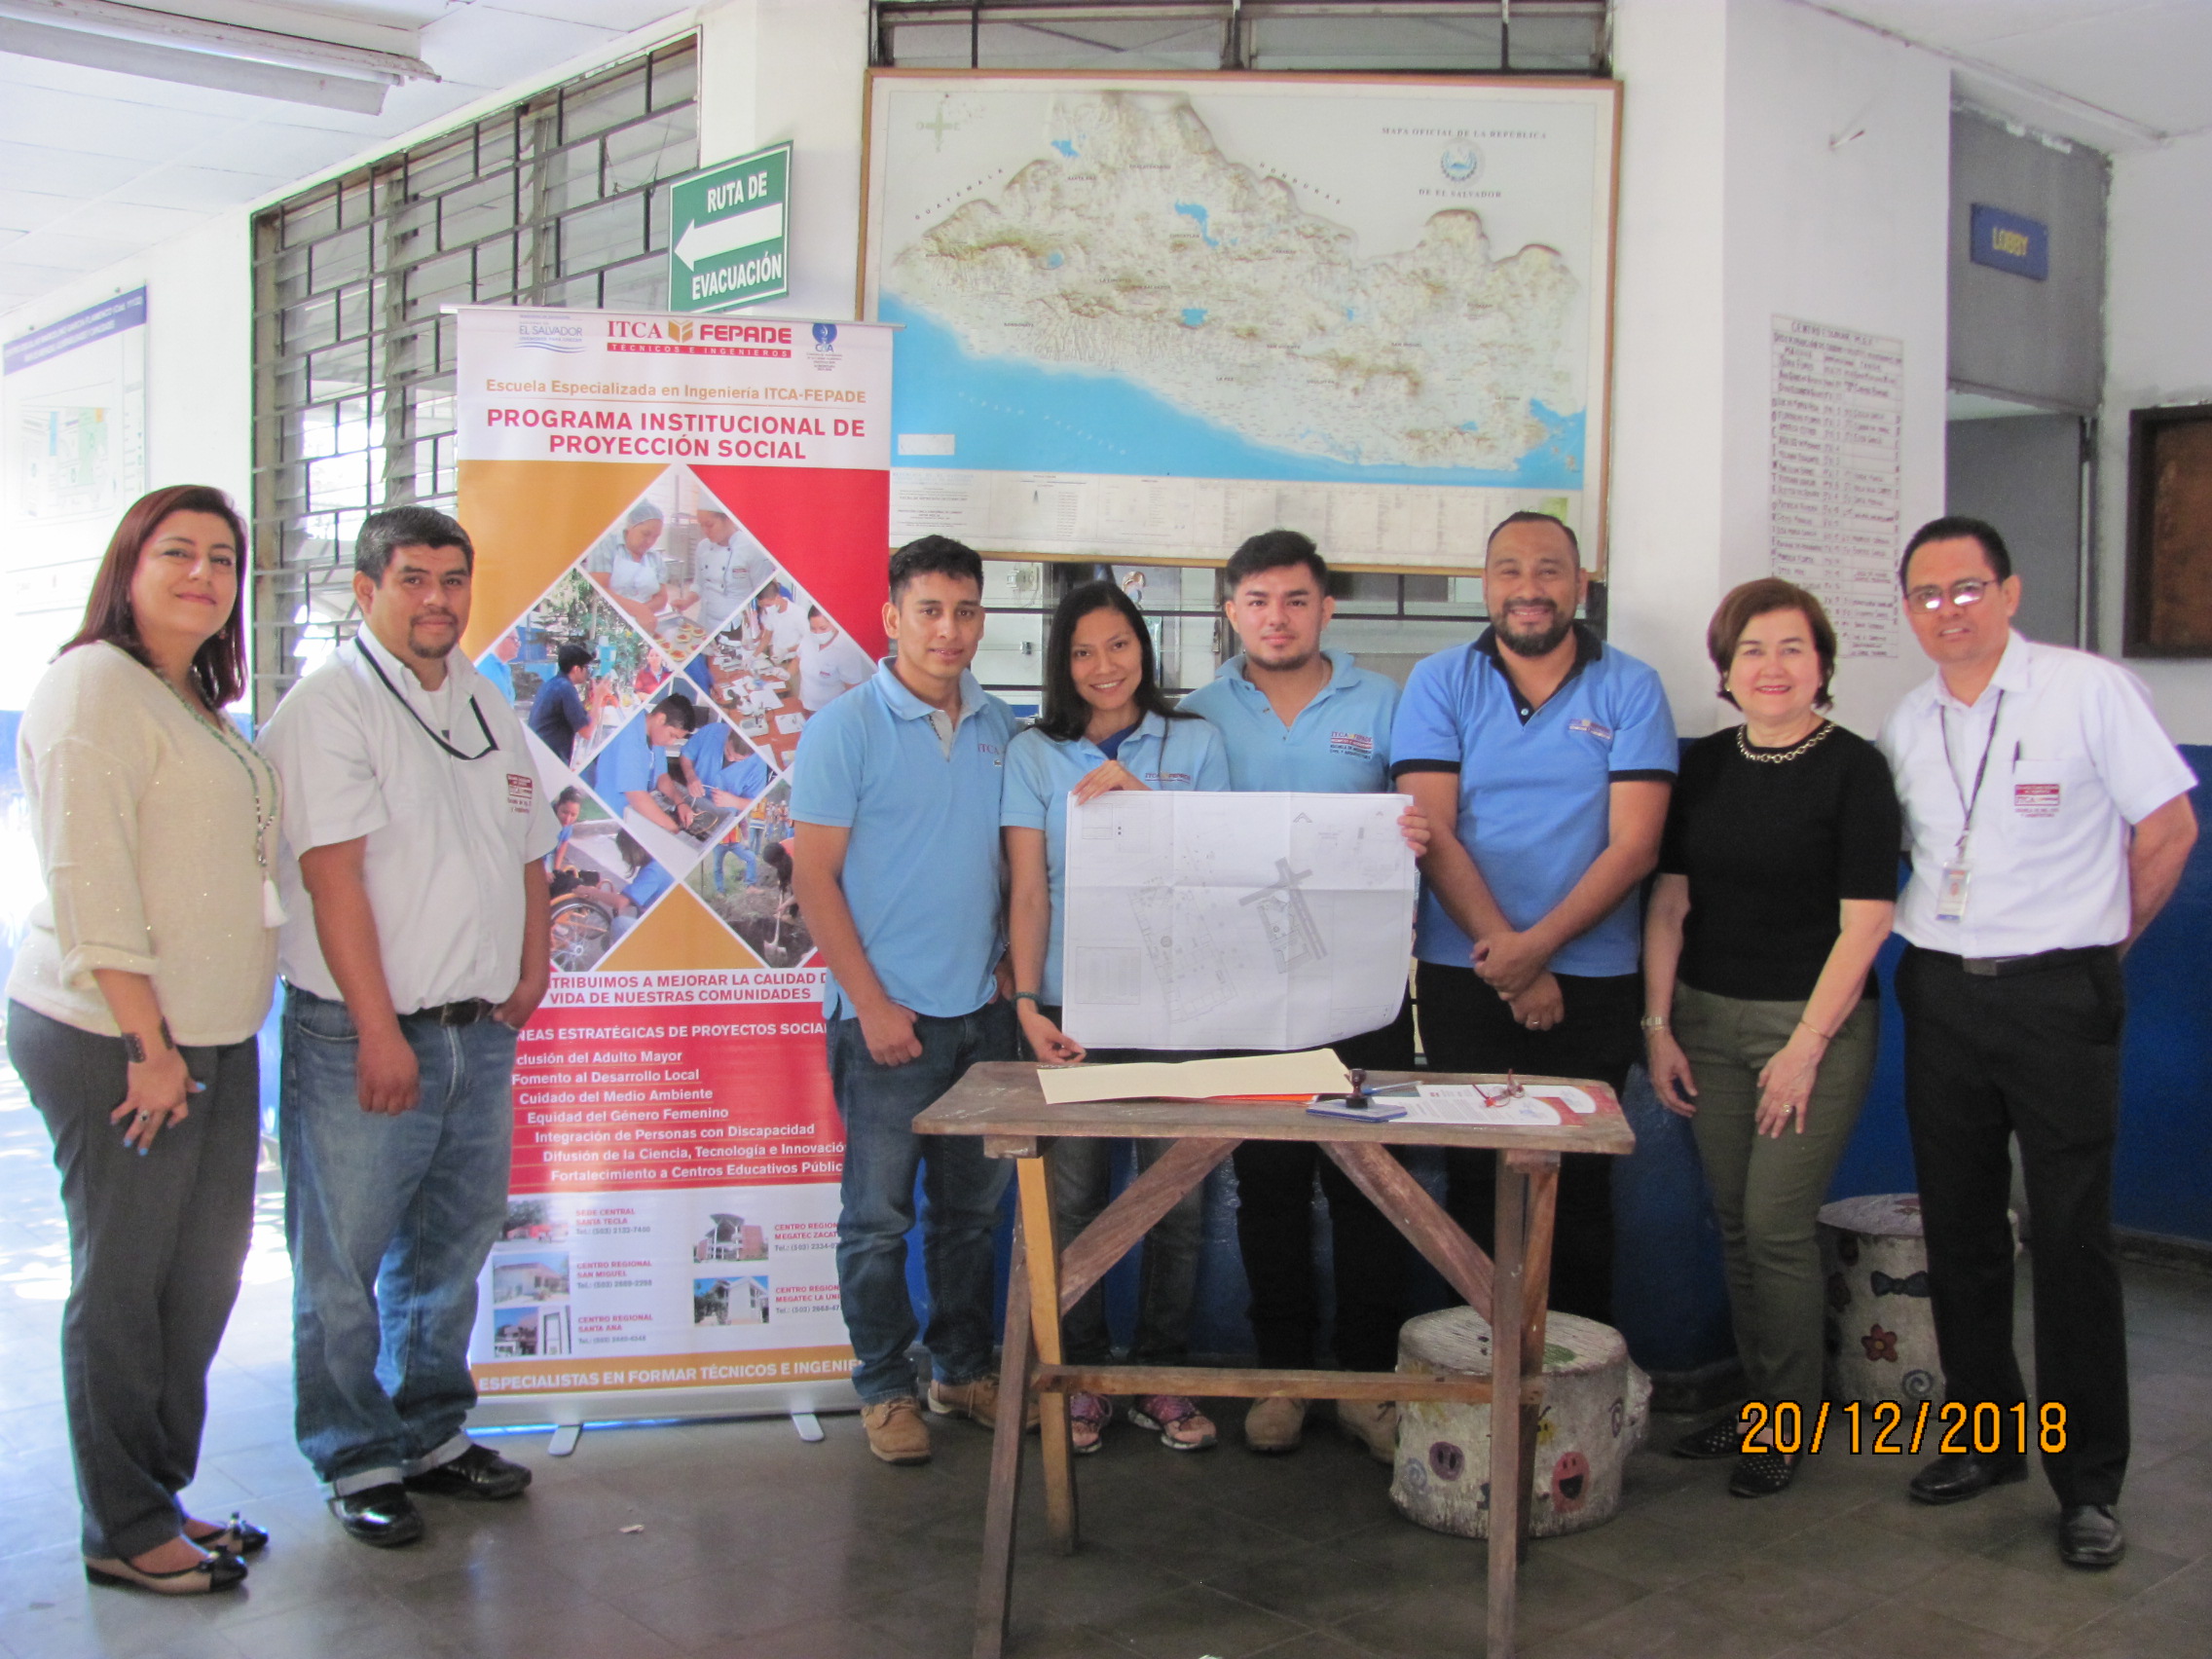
455, 306, 891, 1422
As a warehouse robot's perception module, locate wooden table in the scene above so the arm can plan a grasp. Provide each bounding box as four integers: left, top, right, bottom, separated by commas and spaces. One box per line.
914, 1064, 1635, 1659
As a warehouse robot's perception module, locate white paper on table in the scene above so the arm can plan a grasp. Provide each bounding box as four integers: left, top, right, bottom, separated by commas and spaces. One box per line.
1387, 1083, 1563, 1127
1061, 790, 1417, 1051
1036, 1049, 1351, 1105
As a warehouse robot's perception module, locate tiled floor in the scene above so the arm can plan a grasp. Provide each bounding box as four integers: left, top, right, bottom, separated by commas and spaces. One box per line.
2, 1068, 2207, 1659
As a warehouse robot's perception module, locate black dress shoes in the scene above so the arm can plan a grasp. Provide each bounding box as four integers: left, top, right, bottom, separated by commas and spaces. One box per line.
1908, 1450, 2029, 1505
331, 1485, 425, 1548
2059, 1504, 2126, 1568
404, 1444, 534, 1501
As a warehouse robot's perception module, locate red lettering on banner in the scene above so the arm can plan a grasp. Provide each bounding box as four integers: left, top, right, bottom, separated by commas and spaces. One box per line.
509, 1005, 842, 1196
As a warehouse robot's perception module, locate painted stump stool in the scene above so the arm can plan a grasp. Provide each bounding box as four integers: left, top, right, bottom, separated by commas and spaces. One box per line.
1390, 1309, 1650, 1540
1819, 1192, 1989, 1408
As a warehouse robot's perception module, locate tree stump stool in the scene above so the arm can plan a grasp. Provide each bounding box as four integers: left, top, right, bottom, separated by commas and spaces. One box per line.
1390, 1308, 1650, 1540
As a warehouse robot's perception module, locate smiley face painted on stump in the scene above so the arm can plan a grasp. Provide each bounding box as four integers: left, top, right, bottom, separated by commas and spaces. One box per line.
1550, 1451, 1591, 1513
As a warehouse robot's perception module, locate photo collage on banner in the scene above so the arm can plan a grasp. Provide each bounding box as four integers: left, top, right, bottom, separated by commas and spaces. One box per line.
455, 309, 892, 1410
480, 462, 852, 977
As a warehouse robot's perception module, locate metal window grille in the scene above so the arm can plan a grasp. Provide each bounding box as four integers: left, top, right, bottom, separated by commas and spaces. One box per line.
870, 1, 1611, 76
249, 37, 700, 719
973, 561, 1494, 711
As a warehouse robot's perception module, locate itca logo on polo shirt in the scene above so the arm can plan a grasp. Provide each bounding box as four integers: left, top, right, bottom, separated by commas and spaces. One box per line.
1329, 730, 1375, 757
1567, 718, 1614, 746
977, 740, 1003, 767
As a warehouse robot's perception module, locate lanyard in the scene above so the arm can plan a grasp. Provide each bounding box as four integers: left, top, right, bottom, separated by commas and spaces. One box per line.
1936, 688, 2004, 862
355, 639, 498, 761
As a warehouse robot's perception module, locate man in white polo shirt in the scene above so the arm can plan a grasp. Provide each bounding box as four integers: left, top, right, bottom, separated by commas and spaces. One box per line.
1881, 515, 2196, 1570
260, 506, 558, 1550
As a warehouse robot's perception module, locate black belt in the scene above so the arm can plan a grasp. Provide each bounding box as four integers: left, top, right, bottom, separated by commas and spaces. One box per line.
406, 998, 496, 1026
1914, 945, 2114, 979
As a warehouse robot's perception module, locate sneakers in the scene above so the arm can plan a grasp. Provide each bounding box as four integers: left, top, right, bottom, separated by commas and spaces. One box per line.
928, 1373, 1040, 1431
1244, 1395, 1308, 1454
1336, 1397, 1399, 1464
862, 1396, 932, 1464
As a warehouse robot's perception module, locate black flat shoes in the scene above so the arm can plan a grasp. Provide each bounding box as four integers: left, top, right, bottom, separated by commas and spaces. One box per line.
1728, 1448, 1799, 1497
186, 1511, 269, 1556
1673, 1416, 1747, 1460
85, 1551, 247, 1595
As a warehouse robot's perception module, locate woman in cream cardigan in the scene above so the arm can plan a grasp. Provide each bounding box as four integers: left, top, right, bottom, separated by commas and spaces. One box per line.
7, 486, 281, 1595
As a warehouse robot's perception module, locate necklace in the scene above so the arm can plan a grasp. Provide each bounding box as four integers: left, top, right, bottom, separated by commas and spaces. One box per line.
1737, 719, 1835, 764
151, 668, 287, 928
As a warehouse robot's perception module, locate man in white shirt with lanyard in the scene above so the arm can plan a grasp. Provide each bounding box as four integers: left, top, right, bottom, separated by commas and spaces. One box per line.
260, 506, 558, 1550
1880, 515, 2197, 1570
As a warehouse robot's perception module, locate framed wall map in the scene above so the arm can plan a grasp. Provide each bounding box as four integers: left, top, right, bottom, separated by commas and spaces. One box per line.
862, 71, 1620, 575
2126, 404, 2212, 657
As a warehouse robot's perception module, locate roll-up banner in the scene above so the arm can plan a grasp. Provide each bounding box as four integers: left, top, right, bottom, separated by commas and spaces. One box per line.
454, 306, 891, 1425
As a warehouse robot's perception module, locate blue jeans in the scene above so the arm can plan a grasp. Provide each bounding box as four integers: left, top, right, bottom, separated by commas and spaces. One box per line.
830, 1001, 1015, 1404
714, 840, 756, 894
280, 986, 517, 1493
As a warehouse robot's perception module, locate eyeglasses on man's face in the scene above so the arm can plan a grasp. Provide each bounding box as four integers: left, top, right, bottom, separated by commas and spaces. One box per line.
1905, 577, 1997, 612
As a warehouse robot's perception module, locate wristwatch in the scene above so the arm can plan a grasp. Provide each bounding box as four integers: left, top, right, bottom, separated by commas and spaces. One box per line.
1639, 1014, 1670, 1032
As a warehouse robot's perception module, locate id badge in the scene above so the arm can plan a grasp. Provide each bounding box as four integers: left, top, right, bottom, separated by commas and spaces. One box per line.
1936, 864, 1972, 922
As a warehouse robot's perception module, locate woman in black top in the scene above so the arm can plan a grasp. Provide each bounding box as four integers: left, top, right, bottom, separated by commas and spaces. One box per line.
1642, 579, 1899, 1496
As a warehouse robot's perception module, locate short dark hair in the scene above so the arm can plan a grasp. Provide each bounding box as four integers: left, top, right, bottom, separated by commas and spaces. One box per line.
1225, 529, 1330, 593
1486, 510, 1581, 559
1034, 579, 1191, 744
357, 506, 475, 581
651, 691, 698, 731
62, 484, 249, 709
557, 643, 593, 676
1706, 578, 1838, 710
1899, 515, 2011, 590
889, 535, 983, 602
556, 786, 583, 809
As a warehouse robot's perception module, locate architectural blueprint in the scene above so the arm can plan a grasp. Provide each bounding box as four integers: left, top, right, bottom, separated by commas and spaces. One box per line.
1062, 791, 1418, 1051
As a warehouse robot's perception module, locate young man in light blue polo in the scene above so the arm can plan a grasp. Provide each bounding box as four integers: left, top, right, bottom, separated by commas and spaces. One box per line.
1390, 510, 1676, 1323
789, 535, 1021, 1465
1182, 529, 1420, 1459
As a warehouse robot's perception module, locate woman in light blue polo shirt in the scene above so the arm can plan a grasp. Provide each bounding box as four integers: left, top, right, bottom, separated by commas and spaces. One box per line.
1003, 580, 1230, 1456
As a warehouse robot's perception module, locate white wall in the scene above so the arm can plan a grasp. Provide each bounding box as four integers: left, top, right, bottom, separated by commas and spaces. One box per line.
2099, 127, 2212, 744
1605, 0, 1732, 735
0, 213, 252, 710
1609, 0, 1951, 740
699, 0, 869, 322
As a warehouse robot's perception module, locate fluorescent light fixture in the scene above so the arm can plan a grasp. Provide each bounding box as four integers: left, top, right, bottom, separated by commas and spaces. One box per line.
0, 0, 436, 113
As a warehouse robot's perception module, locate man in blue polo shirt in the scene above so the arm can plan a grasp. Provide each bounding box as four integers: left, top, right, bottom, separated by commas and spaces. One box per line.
1391, 511, 1676, 1322
1182, 529, 1419, 1460
584, 692, 698, 868
790, 535, 1020, 1466
680, 719, 771, 893
681, 718, 770, 809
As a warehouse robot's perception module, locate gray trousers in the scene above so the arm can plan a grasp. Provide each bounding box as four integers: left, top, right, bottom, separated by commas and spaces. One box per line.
1674, 983, 1878, 1417
7, 1001, 260, 1559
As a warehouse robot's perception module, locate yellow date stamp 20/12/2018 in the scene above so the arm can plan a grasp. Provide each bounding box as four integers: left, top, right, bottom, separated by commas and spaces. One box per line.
1739, 1399, 2068, 1456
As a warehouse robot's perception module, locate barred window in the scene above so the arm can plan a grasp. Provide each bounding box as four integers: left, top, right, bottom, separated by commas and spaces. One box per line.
249, 37, 699, 719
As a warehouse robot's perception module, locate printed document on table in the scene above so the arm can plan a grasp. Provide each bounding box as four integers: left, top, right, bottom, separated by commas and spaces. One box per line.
1061, 790, 1417, 1051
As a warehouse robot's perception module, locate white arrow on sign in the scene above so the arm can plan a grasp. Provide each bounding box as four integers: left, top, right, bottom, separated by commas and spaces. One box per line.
674, 203, 786, 270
